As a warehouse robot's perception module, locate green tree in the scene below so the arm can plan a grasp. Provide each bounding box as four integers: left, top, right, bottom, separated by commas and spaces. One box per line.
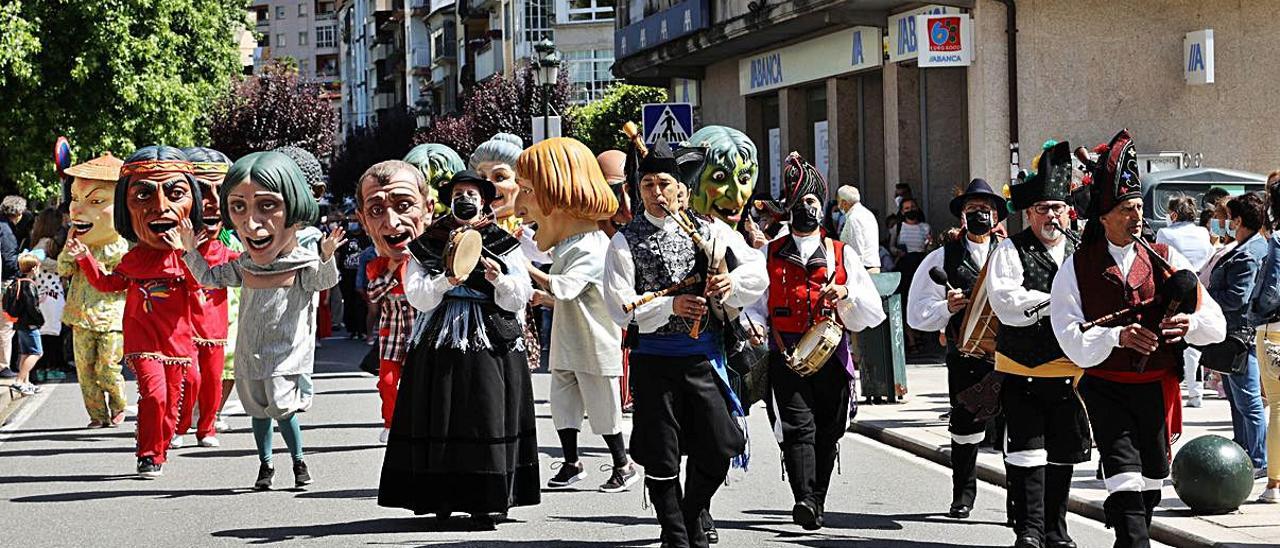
0, 0, 246, 202
567, 84, 668, 153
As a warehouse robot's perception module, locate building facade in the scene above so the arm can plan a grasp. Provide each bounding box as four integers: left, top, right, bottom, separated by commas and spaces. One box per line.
613, 0, 1280, 230
249, 0, 342, 84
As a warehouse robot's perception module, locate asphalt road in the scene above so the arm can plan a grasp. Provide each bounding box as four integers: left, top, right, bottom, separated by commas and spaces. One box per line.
0, 335, 1158, 547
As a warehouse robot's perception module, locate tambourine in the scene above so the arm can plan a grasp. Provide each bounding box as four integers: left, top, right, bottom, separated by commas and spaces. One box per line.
444, 226, 482, 278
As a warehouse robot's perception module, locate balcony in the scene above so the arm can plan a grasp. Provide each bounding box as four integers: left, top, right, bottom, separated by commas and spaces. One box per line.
457, 0, 492, 20
428, 0, 456, 16
372, 0, 394, 14
371, 43, 389, 61
373, 92, 394, 111
473, 39, 501, 81
412, 47, 432, 74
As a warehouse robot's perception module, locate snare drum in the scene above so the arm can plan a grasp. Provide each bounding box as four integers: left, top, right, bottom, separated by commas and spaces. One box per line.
787, 317, 844, 377
958, 263, 999, 361
444, 227, 482, 278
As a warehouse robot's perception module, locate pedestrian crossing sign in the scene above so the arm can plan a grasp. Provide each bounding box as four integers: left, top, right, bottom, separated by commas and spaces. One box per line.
642, 103, 694, 148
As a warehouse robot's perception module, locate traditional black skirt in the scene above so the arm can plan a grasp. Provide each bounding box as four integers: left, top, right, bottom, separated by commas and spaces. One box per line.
377, 318, 541, 515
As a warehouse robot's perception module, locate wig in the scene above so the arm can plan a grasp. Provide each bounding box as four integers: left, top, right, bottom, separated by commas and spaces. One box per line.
515, 137, 617, 222
404, 143, 465, 188
113, 145, 205, 243
273, 146, 326, 192
356, 159, 429, 209
469, 133, 524, 171
222, 151, 319, 229
181, 147, 233, 170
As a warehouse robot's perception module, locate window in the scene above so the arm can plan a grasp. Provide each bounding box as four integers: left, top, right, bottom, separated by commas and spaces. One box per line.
559, 0, 613, 23
299, 3, 308, 16
259, 33, 270, 47
299, 31, 308, 46
431, 25, 456, 59
316, 25, 336, 48
563, 49, 616, 103
276, 33, 286, 47
525, 0, 553, 42
276, 6, 286, 18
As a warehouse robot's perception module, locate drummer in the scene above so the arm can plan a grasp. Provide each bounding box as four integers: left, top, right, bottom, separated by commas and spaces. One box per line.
906, 178, 1007, 519
985, 141, 1089, 548
763, 153, 885, 530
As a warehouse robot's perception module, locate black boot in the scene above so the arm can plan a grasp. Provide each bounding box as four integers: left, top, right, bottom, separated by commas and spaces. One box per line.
1103, 491, 1150, 548
647, 478, 689, 547
1044, 465, 1077, 548
682, 459, 728, 548
1007, 464, 1046, 547
950, 442, 980, 518
810, 441, 838, 529
782, 442, 818, 528
1141, 490, 1162, 527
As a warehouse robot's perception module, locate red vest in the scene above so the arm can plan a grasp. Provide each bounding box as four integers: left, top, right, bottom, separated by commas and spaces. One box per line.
767, 237, 848, 335
1074, 239, 1181, 378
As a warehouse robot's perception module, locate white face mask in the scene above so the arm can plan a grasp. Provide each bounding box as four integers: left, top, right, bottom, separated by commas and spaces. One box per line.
1210, 218, 1233, 237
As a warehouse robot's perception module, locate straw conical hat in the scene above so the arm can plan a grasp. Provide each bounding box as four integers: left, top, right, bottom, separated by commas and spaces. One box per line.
63, 152, 124, 182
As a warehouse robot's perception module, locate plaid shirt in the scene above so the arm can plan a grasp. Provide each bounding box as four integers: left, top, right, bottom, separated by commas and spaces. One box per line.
366, 257, 416, 363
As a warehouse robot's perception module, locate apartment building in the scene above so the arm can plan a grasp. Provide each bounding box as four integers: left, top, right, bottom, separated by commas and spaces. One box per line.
248, 0, 342, 86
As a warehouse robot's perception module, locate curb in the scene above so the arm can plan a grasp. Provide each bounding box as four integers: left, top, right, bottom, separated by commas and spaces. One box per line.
851, 421, 1221, 548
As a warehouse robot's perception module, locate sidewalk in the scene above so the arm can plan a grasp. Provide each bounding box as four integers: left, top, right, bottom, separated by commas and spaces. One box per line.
851, 364, 1280, 548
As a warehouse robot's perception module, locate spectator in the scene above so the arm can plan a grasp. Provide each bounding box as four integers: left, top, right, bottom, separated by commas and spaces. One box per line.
336, 222, 370, 339
824, 197, 844, 237
0, 206, 17, 379
2, 196, 31, 250
1157, 196, 1213, 271
1253, 173, 1280, 502
29, 208, 66, 378
890, 198, 932, 256
838, 185, 881, 272
356, 243, 379, 345
1207, 192, 1268, 476
5, 251, 44, 395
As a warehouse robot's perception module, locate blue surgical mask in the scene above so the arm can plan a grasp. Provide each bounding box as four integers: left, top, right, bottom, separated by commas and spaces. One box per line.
1210, 218, 1233, 237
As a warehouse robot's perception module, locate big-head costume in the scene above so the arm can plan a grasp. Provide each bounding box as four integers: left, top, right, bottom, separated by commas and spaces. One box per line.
677, 126, 759, 226
76, 145, 205, 474
1049, 130, 1225, 547
58, 152, 129, 427
404, 143, 465, 217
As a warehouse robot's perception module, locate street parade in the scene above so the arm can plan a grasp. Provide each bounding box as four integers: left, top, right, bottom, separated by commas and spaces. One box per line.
3, 1, 1280, 548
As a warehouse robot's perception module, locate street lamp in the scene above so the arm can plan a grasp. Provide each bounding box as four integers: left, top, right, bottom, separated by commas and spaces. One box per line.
532, 39, 560, 142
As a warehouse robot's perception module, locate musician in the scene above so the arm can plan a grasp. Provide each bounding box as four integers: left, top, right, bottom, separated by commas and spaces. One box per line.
986, 141, 1088, 548
378, 170, 540, 527
603, 141, 767, 548
906, 178, 1008, 519
764, 153, 885, 530
1049, 130, 1225, 547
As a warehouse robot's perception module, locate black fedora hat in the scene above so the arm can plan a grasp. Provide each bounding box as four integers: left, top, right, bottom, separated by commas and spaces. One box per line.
438, 169, 497, 205
949, 178, 1008, 220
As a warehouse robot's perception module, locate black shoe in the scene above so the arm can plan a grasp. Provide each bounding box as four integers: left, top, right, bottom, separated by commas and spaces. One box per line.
599, 463, 639, 493
470, 513, 496, 530
254, 462, 274, 490
293, 458, 312, 487
1046, 541, 1077, 548
136, 457, 162, 479
949, 503, 971, 519
546, 460, 586, 488
792, 500, 820, 530
1014, 535, 1044, 548
701, 510, 718, 544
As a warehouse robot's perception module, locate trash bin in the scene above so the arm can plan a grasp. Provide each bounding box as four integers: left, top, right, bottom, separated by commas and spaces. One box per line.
852, 272, 907, 402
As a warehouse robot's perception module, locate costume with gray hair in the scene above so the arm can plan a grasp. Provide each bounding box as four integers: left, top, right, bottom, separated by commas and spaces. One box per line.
469, 133, 523, 170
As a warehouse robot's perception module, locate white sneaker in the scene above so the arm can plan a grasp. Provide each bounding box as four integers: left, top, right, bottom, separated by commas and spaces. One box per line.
214, 419, 230, 432
1259, 487, 1280, 503
198, 436, 220, 448
379, 428, 390, 444
1186, 396, 1202, 408
169, 435, 185, 449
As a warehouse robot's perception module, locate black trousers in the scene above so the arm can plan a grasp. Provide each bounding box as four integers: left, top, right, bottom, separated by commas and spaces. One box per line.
1079, 375, 1169, 482
338, 272, 366, 336
765, 350, 850, 507
1003, 375, 1092, 465
631, 353, 745, 548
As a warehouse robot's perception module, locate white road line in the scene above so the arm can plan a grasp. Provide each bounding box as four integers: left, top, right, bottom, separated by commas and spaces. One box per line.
0, 383, 60, 447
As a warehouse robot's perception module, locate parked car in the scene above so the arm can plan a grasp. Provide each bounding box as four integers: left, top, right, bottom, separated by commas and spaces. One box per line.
1143, 167, 1267, 231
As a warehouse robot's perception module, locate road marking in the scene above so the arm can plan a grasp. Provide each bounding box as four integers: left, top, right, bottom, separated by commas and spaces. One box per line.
0, 383, 60, 448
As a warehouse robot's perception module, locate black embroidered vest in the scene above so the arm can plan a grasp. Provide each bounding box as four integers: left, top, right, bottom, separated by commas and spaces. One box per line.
621, 214, 720, 335
996, 229, 1074, 367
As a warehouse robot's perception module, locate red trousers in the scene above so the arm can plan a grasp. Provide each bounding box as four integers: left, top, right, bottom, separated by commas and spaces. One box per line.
176, 345, 225, 439
377, 359, 403, 428
133, 358, 192, 464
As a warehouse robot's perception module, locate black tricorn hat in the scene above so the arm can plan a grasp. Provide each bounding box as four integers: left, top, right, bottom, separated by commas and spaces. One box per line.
949, 178, 1008, 221
1011, 141, 1073, 210
639, 140, 678, 175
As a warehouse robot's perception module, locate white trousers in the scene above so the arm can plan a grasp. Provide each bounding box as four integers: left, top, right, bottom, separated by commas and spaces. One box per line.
549, 369, 623, 436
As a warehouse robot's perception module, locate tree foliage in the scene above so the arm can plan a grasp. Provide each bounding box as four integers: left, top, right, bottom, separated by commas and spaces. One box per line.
415, 65, 573, 155
0, 0, 246, 202
205, 61, 338, 162
329, 108, 419, 200
568, 84, 668, 153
